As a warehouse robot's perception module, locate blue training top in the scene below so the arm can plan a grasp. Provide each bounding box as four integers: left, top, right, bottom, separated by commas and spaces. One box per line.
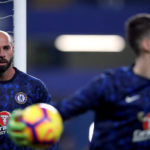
0, 67, 52, 150
55, 65, 150, 150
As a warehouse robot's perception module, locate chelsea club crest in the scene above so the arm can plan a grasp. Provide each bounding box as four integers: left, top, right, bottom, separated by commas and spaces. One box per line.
15, 92, 27, 104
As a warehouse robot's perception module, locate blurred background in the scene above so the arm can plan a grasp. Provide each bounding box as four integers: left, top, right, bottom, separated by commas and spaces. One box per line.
1, 0, 150, 149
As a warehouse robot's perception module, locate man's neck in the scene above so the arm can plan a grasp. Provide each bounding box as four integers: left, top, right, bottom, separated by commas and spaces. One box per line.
0, 66, 15, 81
133, 54, 150, 79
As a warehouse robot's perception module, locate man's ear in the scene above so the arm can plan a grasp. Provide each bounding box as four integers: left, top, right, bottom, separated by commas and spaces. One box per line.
12, 46, 14, 55
141, 38, 150, 52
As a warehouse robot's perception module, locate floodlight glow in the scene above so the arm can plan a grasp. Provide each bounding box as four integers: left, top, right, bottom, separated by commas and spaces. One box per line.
89, 122, 94, 142
55, 35, 125, 52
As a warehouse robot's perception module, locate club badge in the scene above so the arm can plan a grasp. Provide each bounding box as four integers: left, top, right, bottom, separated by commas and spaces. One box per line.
15, 92, 27, 104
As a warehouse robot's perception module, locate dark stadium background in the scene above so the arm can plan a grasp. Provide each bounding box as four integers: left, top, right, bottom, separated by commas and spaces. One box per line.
2, 0, 150, 149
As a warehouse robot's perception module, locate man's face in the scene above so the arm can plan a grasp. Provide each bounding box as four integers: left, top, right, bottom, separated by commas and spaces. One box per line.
0, 32, 14, 73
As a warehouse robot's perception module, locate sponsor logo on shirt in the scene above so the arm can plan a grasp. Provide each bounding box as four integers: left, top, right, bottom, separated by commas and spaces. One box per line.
0, 111, 10, 135
15, 92, 27, 104
133, 112, 150, 142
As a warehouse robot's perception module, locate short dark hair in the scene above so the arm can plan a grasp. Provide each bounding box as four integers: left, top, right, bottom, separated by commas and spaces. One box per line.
125, 13, 150, 55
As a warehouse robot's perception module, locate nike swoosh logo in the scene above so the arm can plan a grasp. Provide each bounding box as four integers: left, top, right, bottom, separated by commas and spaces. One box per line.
125, 95, 140, 103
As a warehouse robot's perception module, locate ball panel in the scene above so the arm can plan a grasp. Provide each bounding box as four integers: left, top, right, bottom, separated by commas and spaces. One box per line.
35, 119, 55, 142
23, 126, 34, 143
22, 105, 44, 124
46, 109, 63, 139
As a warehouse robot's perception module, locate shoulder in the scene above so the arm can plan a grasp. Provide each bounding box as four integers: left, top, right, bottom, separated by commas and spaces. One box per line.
103, 66, 130, 78
92, 66, 131, 84
15, 68, 46, 86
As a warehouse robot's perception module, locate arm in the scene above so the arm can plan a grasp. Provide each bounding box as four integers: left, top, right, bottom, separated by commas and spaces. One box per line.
54, 74, 107, 120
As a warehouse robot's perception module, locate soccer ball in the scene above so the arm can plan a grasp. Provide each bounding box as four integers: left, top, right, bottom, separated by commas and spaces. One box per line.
21, 103, 63, 148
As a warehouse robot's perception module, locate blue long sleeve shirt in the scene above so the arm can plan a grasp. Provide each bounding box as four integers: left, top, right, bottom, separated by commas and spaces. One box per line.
0, 67, 53, 150
55, 65, 150, 150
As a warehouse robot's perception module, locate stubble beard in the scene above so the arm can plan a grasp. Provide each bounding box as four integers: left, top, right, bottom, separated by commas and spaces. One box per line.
0, 57, 14, 74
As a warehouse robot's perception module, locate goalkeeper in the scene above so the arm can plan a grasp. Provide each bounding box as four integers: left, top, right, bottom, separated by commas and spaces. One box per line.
8, 13, 150, 150
0, 30, 56, 150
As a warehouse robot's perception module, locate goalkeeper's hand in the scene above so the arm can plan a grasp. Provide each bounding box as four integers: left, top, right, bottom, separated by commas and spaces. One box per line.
7, 109, 29, 146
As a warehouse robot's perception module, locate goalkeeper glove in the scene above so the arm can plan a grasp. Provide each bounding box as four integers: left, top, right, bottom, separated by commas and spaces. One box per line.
7, 109, 29, 146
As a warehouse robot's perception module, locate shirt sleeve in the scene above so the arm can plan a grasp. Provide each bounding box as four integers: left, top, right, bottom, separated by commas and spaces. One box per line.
54, 73, 109, 120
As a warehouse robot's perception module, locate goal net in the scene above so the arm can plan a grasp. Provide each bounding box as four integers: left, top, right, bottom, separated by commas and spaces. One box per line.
0, 0, 27, 73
